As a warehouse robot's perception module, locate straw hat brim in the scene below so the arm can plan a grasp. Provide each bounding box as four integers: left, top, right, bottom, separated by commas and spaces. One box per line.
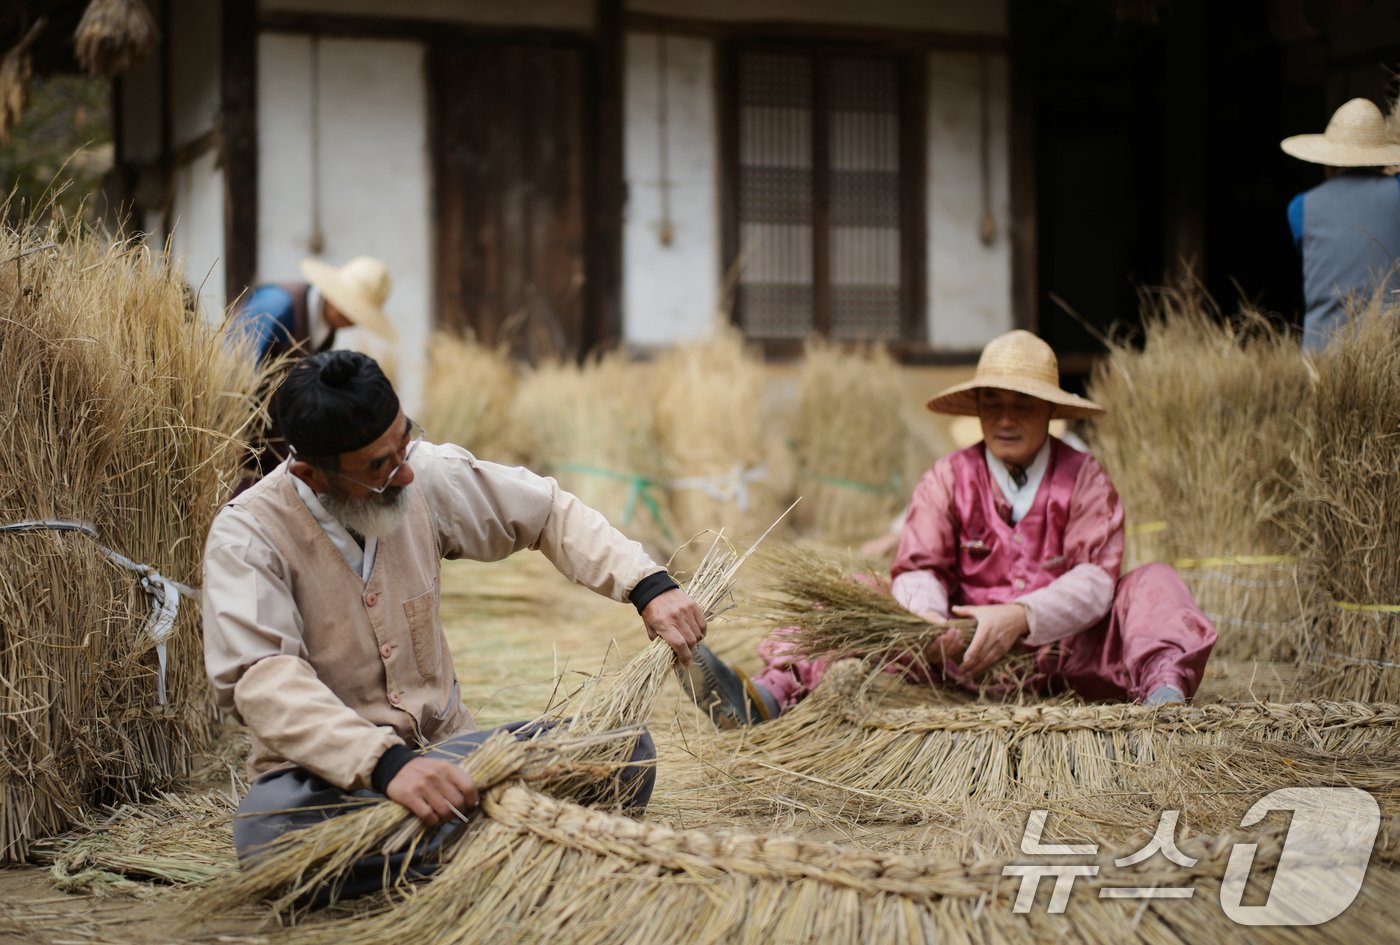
299, 259, 396, 340
1280, 134, 1400, 168
926, 375, 1105, 419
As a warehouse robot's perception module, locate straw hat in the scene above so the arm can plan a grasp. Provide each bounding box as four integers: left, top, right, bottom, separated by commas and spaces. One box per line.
298, 256, 396, 340
1280, 98, 1400, 168
925, 330, 1104, 419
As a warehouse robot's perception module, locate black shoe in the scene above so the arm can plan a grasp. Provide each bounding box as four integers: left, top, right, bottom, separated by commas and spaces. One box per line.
678, 644, 777, 729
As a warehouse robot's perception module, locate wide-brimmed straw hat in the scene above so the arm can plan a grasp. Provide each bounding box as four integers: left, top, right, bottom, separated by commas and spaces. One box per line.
925, 330, 1104, 419
298, 256, 396, 340
1280, 98, 1400, 168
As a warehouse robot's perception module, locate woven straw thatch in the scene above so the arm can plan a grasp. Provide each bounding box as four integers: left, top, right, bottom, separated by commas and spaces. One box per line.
0, 220, 265, 860
419, 329, 517, 461
191, 779, 1400, 945
653, 326, 791, 551
1084, 290, 1307, 660
1290, 304, 1400, 701
657, 660, 1400, 851
73, 0, 159, 78
791, 341, 908, 545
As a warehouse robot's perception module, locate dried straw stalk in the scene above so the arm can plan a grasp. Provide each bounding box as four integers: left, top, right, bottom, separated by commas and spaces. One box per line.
1084, 288, 1306, 660
220, 780, 1400, 945
792, 340, 908, 545
1289, 303, 1400, 700
74, 0, 160, 78
0, 219, 265, 859
652, 325, 790, 551
418, 329, 517, 461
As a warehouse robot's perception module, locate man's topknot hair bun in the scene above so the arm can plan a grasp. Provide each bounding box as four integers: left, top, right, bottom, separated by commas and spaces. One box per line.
275, 350, 401, 460
318, 350, 361, 387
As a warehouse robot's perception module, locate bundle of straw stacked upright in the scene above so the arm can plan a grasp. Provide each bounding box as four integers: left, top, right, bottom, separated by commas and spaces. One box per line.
653, 326, 789, 551
1084, 291, 1307, 661
510, 352, 675, 555
0, 221, 263, 860
1291, 304, 1400, 701
419, 329, 517, 461
792, 340, 908, 545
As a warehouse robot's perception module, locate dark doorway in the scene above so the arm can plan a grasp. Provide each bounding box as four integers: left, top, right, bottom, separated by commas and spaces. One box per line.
429, 39, 594, 360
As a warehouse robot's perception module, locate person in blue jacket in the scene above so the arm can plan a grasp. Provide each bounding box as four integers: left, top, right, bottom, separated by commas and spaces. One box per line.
234, 256, 396, 484
1281, 98, 1400, 352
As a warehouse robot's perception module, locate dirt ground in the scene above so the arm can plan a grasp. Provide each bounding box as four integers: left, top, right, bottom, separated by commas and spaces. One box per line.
0, 552, 1316, 944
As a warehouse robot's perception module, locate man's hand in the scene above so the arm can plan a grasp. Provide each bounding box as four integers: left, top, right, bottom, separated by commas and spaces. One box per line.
952, 603, 1029, 676
641, 588, 707, 665
385, 757, 479, 826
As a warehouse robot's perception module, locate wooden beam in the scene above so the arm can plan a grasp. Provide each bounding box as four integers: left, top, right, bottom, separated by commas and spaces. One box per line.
585, 0, 625, 353
624, 11, 1006, 53
221, 0, 258, 307
1007, 0, 1038, 332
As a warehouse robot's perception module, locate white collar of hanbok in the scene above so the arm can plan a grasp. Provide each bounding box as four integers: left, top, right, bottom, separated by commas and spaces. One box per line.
984, 437, 1051, 524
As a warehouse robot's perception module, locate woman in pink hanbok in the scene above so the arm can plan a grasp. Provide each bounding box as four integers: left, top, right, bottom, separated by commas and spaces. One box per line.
685, 331, 1218, 727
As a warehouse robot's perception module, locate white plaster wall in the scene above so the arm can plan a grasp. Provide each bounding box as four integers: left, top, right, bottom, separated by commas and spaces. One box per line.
257, 34, 432, 415
623, 32, 720, 347
258, 0, 592, 29
169, 149, 228, 317
926, 51, 1012, 350
629, 0, 1005, 35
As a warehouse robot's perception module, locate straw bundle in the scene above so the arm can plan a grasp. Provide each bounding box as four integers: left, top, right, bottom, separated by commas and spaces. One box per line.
0, 221, 265, 859
209, 781, 1400, 945
1084, 290, 1307, 660
74, 0, 160, 78
0, 20, 42, 144
792, 340, 908, 545
652, 326, 788, 549
752, 545, 1026, 673
1290, 305, 1400, 701
33, 791, 237, 894
509, 352, 674, 554
418, 329, 517, 461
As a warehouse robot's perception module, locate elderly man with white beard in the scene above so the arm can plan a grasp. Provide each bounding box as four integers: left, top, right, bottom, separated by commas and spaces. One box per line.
202, 350, 705, 896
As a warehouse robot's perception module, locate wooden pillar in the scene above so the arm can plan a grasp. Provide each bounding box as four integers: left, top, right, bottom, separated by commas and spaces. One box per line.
221, 0, 258, 307
1008, 0, 1038, 332
1162, 0, 1206, 285
586, 0, 625, 353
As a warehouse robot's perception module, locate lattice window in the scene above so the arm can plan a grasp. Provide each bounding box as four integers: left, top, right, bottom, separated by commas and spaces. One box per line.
728, 48, 913, 342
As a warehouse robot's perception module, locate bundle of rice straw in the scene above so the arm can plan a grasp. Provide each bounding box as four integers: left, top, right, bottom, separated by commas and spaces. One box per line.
418, 329, 517, 461
32, 791, 237, 895
754, 545, 985, 667
652, 325, 788, 550
1084, 288, 1307, 660
792, 340, 908, 545
509, 351, 675, 554
0, 20, 42, 144
199, 523, 779, 915
0, 219, 265, 860
199, 779, 1400, 945
1290, 304, 1400, 701
73, 0, 160, 78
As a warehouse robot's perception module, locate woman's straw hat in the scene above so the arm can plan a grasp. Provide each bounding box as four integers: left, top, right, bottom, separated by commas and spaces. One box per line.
926, 330, 1104, 419
298, 256, 396, 340
1280, 98, 1400, 168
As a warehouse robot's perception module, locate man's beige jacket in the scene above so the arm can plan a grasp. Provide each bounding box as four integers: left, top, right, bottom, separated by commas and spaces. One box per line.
202, 443, 663, 790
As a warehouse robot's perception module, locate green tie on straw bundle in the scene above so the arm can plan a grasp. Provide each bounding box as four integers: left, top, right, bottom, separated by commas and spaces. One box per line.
551, 462, 675, 541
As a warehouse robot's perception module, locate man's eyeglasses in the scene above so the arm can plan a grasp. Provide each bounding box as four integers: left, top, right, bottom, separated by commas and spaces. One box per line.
294, 419, 427, 494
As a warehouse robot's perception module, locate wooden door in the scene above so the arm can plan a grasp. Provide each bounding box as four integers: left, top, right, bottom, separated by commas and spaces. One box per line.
430, 40, 592, 360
